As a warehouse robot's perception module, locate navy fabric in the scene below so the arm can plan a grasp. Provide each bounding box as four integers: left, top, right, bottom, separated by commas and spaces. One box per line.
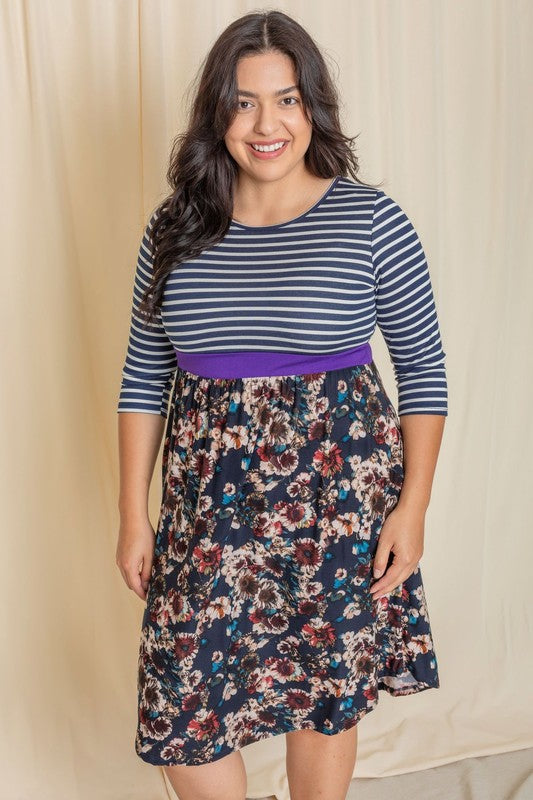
118, 176, 448, 417
135, 361, 440, 766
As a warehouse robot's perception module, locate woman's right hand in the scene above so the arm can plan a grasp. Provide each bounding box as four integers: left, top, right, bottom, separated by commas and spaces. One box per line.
116, 515, 156, 601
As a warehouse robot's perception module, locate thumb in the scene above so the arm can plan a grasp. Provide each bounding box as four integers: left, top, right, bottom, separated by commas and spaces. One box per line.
140, 554, 153, 591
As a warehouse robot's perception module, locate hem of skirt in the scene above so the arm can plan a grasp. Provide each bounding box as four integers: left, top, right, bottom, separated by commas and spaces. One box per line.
134, 679, 439, 767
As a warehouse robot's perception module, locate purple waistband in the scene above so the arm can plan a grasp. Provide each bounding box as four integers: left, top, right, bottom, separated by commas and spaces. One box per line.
173, 343, 373, 379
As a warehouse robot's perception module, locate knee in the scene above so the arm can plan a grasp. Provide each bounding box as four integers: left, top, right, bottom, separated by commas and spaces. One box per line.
161, 751, 247, 800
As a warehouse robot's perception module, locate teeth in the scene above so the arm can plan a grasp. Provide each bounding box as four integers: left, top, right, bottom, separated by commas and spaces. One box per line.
251, 141, 286, 152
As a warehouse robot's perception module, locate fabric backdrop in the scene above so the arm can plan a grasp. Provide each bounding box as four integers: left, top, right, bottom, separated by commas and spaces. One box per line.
1, 1, 532, 798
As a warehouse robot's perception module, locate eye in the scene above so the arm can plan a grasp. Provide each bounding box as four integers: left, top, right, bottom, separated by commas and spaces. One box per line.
237, 97, 300, 110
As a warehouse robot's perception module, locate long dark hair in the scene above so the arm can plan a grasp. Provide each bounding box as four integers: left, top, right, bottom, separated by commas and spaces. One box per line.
137, 9, 381, 326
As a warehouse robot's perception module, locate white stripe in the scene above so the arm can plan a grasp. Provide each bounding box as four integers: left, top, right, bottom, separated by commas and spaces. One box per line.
117, 178, 447, 416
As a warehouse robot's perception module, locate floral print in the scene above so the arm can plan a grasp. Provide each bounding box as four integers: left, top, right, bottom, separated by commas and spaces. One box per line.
135, 360, 439, 766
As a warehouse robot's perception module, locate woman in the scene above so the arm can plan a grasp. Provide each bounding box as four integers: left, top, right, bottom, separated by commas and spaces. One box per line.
116, 10, 447, 800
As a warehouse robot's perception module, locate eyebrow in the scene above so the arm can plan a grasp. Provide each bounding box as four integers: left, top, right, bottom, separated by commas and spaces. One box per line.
237, 85, 299, 98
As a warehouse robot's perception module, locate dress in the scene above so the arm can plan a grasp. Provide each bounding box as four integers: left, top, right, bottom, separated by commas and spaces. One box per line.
117, 176, 448, 766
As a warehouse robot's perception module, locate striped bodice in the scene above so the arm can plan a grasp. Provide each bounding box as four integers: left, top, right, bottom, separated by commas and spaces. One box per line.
117, 176, 448, 417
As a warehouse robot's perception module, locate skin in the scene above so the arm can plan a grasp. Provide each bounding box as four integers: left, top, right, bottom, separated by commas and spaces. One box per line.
224, 50, 334, 226
116, 49, 446, 800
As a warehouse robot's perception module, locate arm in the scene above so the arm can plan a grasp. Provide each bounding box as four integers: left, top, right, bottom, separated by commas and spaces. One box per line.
370, 412, 445, 597
117, 211, 177, 417
369, 190, 448, 596
116, 412, 165, 601
396, 413, 446, 514
371, 190, 448, 418
115, 212, 177, 599
118, 411, 166, 519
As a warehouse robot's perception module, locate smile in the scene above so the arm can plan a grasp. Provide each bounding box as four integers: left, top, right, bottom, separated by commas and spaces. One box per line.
246, 141, 289, 159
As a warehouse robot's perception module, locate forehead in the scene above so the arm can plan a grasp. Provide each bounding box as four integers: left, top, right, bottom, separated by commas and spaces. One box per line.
235, 51, 298, 94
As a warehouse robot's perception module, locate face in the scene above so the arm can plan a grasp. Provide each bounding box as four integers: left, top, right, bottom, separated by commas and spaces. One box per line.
224, 50, 313, 184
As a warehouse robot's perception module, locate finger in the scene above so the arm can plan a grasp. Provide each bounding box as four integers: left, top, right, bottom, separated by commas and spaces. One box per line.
117, 563, 130, 589
140, 557, 153, 592
129, 566, 148, 600
371, 566, 413, 597
370, 562, 407, 594
373, 543, 392, 579
118, 562, 145, 600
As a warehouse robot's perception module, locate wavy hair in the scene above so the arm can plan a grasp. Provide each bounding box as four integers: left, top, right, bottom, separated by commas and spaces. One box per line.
137, 9, 381, 326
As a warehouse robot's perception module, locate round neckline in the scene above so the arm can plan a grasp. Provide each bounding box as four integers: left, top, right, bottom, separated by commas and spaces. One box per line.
231, 175, 341, 231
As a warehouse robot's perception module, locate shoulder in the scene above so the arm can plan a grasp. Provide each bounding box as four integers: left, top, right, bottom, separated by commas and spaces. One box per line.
141, 205, 166, 255
331, 178, 417, 239
146, 205, 163, 235
335, 176, 413, 212
333, 175, 381, 204
332, 177, 406, 221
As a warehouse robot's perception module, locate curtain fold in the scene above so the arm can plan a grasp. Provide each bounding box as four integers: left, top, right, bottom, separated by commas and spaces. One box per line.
1, 2, 531, 798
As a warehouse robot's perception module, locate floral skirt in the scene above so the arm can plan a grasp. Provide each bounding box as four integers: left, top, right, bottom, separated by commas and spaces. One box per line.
135, 360, 440, 766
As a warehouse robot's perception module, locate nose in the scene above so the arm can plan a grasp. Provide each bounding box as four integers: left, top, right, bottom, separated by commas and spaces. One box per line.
253, 103, 282, 136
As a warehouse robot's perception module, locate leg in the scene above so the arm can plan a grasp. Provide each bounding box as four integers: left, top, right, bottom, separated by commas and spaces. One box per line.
162, 749, 247, 800
285, 725, 358, 800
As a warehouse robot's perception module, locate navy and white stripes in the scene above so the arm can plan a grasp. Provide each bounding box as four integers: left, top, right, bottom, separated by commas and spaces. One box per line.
117, 176, 448, 417
371, 190, 448, 416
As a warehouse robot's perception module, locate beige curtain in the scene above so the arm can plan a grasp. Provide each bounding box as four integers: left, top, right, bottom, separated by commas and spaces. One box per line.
2, 1, 531, 798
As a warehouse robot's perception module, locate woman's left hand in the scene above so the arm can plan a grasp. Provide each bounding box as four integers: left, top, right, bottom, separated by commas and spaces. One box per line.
369, 502, 425, 599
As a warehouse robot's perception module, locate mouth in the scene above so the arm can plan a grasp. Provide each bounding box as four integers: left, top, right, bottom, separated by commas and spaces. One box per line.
246, 140, 289, 159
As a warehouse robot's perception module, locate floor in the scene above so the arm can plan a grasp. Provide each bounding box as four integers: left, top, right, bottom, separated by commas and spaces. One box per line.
247, 746, 533, 800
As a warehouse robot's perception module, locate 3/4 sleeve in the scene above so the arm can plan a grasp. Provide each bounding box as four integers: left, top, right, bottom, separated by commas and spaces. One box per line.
371, 190, 448, 416
117, 213, 177, 417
